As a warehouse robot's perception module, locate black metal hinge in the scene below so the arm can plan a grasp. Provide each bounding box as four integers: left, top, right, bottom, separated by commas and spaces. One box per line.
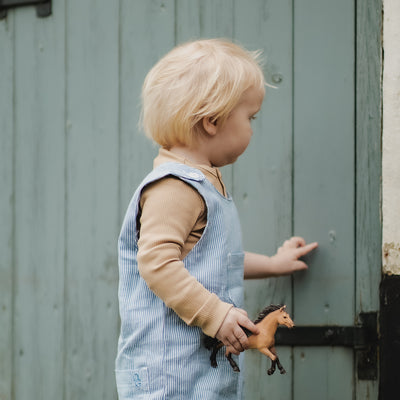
0, 0, 51, 19
275, 312, 378, 380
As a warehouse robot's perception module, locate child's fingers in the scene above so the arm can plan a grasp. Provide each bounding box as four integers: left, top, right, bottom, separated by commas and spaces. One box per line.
215, 308, 259, 353
282, 236, 306, 249
236, 308, 248, 316
237, 312, 259, 336
225, 312, 252, 352
227, 327, 247, 353
293, 260, 308, 272
225, 343, 240, 356
295, 242, 318, 257
290, 236, 307, 247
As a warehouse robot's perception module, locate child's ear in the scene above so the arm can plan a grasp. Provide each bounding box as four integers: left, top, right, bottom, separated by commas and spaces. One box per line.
202, 116, 218, 136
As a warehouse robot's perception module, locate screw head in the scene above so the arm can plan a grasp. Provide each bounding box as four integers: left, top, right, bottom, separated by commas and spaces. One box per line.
272, 74, 283, 84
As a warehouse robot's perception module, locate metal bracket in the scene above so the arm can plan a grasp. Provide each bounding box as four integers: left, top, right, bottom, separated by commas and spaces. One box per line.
0, 0, 52, 19
275, 312, 378, 380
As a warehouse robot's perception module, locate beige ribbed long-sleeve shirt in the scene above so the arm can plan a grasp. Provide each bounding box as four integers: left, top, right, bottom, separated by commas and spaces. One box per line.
137, 148, 233, 337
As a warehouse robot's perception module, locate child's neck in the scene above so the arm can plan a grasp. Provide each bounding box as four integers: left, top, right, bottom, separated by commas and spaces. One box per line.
169, 145, 212, 167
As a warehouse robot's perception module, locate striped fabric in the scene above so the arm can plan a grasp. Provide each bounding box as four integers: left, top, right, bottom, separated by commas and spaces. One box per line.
116, 162, 244, 399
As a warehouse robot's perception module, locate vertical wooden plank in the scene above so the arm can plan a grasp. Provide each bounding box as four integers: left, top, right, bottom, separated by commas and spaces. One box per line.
232, 1, 294, 399
175, 0, 235, 191
65, 1, 119, 398
119, 0, 175, 219
176, 0, 234, 41
293, 0, 355, 323
293, 0, 355, 325
12, 2, 65, 399
293, 0, 355, 398
355, 0, 382, 398
0, 13, 14, 400
174, 0, 201, 41
355, 0, 382, 320
294, 348, 354, 400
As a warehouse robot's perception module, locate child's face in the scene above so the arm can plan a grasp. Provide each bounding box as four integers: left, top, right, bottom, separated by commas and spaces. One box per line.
210, 86, 264, 167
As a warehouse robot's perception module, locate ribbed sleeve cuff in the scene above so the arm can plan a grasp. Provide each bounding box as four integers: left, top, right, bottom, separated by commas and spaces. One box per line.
189, 293, 233, 337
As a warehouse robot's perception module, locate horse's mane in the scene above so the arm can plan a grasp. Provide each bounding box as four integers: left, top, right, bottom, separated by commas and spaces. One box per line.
240, 304, 284, 337
253, 304, 283, 324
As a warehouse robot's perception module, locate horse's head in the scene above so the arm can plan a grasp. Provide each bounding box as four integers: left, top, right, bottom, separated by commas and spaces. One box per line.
276, 305, 294, 328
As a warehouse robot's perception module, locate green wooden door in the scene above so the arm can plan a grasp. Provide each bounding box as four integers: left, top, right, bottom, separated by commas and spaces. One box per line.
0, 1, 381, 399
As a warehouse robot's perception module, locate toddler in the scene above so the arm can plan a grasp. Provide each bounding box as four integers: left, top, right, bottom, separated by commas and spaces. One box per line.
116, 38, 318, 399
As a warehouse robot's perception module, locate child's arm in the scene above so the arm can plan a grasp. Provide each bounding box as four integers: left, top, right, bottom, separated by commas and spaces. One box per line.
137, 177, 256, 343
244, 237, 318, 279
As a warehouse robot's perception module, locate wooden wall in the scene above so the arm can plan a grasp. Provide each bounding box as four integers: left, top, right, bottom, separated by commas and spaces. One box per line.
0, 1, 381, 399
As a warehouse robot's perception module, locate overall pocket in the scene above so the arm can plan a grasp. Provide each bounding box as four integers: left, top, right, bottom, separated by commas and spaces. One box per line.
227, 252, 244, 307
115, 367, 149, 399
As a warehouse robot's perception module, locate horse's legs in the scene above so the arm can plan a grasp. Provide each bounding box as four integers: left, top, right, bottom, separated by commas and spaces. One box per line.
210, 343, 241, 372
260, 346, 285, 375
267, 359, 276, 375
210, 342, 224, 368
270, 347, 286, 375
259, 346, 276, 361
226, 352, 240, 372
275, 357, 286, 374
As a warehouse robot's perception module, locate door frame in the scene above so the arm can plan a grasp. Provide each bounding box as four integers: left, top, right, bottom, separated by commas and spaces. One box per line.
355, 0, 382, 398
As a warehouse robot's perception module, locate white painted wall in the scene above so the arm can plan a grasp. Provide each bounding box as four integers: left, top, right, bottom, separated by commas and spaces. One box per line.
382, 0, 400, 274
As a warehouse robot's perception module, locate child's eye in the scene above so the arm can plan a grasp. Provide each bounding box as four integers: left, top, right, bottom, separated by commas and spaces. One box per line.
249, 116, 257, 121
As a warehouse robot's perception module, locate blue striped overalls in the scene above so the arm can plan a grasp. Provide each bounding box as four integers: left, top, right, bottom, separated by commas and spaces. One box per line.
116, 162, 244, 399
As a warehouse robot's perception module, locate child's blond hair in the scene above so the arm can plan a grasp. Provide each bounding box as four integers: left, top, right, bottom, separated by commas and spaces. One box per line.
141, 39, 265, 148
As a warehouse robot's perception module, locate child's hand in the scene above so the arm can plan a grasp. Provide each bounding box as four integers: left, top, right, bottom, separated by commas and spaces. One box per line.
215, 308, 260, 355
271, 236, 318, 275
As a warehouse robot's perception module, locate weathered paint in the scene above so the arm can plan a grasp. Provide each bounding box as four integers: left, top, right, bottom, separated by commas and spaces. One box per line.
383, 242, 400, 275
379, 2, 400, 393
382, 0, 400, 276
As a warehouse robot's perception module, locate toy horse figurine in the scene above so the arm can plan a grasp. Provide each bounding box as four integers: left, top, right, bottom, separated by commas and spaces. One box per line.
204, 305, 294, 375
